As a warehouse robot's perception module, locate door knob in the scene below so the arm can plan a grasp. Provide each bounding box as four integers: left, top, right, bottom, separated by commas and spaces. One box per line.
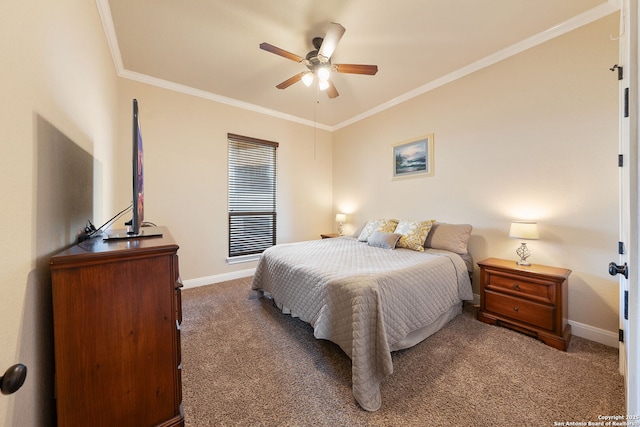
0, 364, 27, 395
608, 262, 629, 279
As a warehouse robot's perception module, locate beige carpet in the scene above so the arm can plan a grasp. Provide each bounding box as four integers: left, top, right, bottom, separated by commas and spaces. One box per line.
181, 277, 625, 426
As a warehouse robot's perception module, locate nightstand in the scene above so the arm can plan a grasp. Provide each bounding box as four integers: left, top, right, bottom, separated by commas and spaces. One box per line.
320, 233, 340, 239
476, 257, 571, 351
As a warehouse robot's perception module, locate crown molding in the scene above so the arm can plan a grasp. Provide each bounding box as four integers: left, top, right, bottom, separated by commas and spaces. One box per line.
333, 0, 621, 130
95, 0, 331, 131
96, 0, 123, 73
96, 0, 620, 132
119, 69, 333, 131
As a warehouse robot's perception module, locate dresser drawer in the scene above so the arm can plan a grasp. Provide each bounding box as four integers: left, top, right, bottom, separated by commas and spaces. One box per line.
484, 290, 555, 330
485, 271, 554, 304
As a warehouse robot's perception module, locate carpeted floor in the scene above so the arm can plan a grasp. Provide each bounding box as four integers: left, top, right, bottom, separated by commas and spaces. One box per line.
180, 277, 625, 426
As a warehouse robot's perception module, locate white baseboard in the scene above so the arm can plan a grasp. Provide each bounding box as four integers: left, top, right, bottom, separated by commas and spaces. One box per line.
569, 320, 619, 348
182, 268, 255, 289
471, 293, 481, 306
471, 294, 618, 348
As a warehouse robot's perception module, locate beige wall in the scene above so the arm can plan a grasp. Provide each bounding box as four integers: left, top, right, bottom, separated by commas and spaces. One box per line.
115, 80, 333, 282
0, 2, 621, 424
0, 1, 120, 426
333, 15, 620, 334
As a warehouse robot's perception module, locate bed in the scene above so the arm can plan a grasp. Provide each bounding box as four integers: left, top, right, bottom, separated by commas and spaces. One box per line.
251, 220, 474, 411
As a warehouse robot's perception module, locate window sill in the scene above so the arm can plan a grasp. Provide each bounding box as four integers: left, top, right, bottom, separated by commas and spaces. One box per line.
226, 254, 262, 265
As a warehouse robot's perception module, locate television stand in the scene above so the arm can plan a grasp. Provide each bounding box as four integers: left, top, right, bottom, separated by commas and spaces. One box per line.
50, 226, 183, 426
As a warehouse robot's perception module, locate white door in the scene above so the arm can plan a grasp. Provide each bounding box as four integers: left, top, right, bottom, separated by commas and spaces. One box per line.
613, 0, 639, 415
615, 0, 630, 382
629, 0, 639, 414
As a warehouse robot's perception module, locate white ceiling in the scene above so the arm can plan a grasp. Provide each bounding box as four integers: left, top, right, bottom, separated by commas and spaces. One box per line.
100, 0, 618, 130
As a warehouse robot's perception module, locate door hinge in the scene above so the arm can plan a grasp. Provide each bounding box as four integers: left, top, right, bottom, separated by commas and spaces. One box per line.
619, 329, 624, 343
619, 154, 624, 167
610, 64, 623, 80
625, 87, 629, 118
618, 241, 625, 254
625, 290, 629, 320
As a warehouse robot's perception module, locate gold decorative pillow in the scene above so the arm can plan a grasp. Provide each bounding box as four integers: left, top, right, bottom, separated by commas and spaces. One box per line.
395, 220, 435, 252
357, 219, 399, 242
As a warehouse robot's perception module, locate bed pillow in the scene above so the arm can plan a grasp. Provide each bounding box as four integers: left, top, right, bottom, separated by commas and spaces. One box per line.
367, 231, 402, 249
425, 222, 472, 255
357, 219, 399, 242
395, 220, 435, 252
351, 222, 366, 238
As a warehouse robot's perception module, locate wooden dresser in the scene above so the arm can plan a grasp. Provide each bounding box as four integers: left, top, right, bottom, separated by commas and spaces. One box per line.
50, 227, 184, 427
476, 257, 571, 351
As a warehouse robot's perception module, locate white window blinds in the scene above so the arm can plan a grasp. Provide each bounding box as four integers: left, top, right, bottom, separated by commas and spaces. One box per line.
227, 133, 278, 257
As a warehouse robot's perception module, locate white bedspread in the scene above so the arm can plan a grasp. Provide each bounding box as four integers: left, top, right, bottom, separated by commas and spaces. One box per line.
251, 236, 473, 411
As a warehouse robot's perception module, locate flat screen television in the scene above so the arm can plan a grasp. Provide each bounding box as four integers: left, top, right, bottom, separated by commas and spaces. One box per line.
104, 99, 162, 240
131, 98, 144, 235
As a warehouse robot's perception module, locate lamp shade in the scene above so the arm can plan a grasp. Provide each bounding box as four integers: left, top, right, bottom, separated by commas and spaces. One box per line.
317, 67, 331, 82
301, 72, 314, 87
509, 221, 539, 240
335, 213, 346, 222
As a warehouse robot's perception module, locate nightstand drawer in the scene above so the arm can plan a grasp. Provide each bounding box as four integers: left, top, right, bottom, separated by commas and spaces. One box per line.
485, 290, 555, 331
485, 271, 554, 304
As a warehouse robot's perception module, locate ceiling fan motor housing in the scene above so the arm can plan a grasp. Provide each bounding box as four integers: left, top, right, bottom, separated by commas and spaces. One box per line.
305, 37, 331, 70
305, 50, 329, 70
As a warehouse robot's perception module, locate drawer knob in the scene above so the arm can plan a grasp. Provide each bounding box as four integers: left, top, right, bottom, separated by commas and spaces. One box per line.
513, 307, 519, 312
513, 283, 520, 290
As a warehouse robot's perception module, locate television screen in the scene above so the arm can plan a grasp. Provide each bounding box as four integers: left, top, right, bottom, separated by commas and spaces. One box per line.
131, 99, 143, 235
103, 99, 161, 241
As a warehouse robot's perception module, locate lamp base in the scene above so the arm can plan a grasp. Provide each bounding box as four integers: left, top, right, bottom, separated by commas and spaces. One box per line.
515, 242, 532, 266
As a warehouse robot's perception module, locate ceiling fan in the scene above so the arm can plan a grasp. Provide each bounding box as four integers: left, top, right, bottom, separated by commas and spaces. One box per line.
260, 22, 378, 99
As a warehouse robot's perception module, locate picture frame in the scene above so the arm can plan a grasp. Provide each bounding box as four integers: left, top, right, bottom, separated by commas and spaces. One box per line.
392, 134, 434, 179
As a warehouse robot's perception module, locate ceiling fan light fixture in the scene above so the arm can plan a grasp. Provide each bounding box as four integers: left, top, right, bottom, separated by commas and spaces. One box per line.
317, 67, 331, 82
260, 22, 377, 100
301, 72, 314, 87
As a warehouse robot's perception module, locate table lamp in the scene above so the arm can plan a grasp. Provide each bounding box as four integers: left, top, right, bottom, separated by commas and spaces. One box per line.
509, 221, 539, 266
335, 213, 346, 236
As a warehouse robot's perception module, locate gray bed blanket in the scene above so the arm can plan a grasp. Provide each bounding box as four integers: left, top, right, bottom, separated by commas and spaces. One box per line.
251, 236, 473, 411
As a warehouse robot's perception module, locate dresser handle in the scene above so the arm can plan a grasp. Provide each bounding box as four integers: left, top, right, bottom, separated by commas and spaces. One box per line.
513, 307, 519, 312
513, 283, 520, 290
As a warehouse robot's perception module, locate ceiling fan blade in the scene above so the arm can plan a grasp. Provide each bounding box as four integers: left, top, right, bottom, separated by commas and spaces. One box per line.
260, 42, 304, 63
276, 72, 305, 89
334, 64, 378, 75
325, 80, 339, 99
318, 22, 345, 61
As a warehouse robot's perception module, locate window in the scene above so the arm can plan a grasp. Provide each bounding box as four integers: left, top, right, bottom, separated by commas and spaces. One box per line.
227, 133, 278, 259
